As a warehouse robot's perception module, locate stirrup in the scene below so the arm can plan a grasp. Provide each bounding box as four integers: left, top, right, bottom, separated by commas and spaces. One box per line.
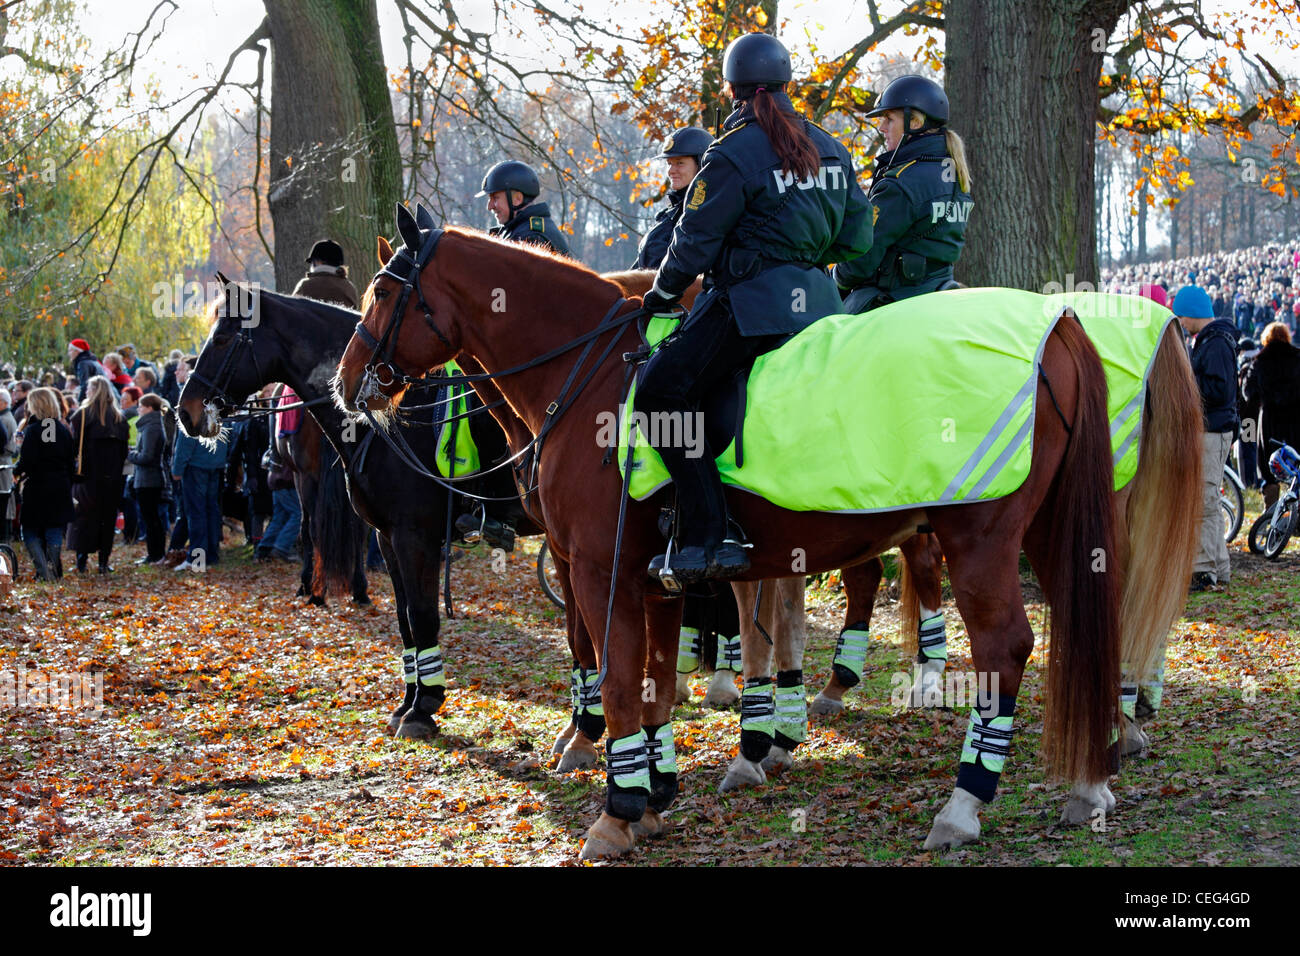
656, 539, 684, 594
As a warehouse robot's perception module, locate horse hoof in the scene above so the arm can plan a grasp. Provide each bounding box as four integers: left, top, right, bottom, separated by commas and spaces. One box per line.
1120, 715, 1149, 758
1061, 781, 1114, 824
552, 721, 577, 755
629, 808, 666, 839
353, 595, 371, 606
674, 672, 692, 705
719, 755, 766, 793
386, 707, 410, 736
395, 712, 439, 741
309, 595, 326, 607
809, 693, 843, 716
760, 745, 794, 775
704, 671, 739, 709
923, 788, 983, 850
579, 812, 634, 860
556, 734, 599, 773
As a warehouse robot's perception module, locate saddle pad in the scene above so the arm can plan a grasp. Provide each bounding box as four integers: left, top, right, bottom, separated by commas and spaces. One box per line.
616, 288, 1173, 513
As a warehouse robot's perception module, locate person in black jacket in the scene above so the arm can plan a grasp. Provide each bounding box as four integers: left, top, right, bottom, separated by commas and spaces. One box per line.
1243, 322, 1300, 508
477, 161, 572, 257
128, 394, 170, 563
1177, 285, 1239, 591
13, 387, 76, 580
67, 376, 130, 574
633, 127, 713, 270
832, 75, 973, 313
638, 32, 874, 583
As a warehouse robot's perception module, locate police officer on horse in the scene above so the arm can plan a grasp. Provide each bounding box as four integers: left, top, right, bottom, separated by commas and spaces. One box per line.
477, 160, 572, 257
833, 75, 973, 313
638, 32, 874, 584
633, 127, 714, 269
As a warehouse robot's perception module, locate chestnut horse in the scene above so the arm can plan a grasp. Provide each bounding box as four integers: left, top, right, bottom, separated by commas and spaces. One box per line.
335, 214, 1194, 860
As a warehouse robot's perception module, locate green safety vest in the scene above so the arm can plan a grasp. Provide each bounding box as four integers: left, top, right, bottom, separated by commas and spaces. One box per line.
616, 289, 1173, 512
434, 359, 481, 479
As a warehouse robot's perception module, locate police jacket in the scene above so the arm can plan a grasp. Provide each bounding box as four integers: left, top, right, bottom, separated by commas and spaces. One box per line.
651, 92, 874, 337
1190, 318, 1241, 435
490, 201, 572, 257
633, 188, 686, 270
832, 130, 972, 308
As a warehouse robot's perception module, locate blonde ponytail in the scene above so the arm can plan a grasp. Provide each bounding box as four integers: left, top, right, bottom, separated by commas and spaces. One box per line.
944, 128, 973, 194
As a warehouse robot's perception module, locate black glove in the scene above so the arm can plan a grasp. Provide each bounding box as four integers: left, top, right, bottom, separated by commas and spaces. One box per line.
642, 287, 681, 315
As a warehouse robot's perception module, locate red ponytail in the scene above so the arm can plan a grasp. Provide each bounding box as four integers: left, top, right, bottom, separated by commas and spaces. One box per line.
748, 86, 819, 179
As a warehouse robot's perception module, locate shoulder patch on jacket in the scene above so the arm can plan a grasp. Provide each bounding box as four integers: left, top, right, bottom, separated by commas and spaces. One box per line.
872, 205, 880, 225
686, 178, 707, 210
530, 216, 545, 233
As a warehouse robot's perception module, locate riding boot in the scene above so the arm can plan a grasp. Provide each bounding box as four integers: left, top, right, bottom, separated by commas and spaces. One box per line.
25, 540, 52, 581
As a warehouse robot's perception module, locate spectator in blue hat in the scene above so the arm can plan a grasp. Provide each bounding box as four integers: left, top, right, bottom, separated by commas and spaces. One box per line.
1176, 284, 1238, 592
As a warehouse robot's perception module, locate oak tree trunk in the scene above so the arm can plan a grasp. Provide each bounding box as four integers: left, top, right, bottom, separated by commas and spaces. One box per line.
263, 0, 401, 292
945, 0, 1127, 289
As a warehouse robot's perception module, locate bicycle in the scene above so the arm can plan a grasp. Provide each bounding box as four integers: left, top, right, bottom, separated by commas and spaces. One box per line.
1221, 462, 1245, 544
1248, 440, 1300, 559
537, 536, 565, 609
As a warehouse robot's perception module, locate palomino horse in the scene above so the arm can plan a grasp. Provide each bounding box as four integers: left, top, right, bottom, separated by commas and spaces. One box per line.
335, 214, 1197, 860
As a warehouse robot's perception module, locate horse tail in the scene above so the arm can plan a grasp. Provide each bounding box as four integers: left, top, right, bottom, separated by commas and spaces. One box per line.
311, 443, 365, 597
1118, 322, 1201, 682
898, 549, 919, 654
1040, 313, 1121, 786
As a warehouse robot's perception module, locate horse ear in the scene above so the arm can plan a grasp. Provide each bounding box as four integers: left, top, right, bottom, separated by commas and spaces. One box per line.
395, 202, 421, 249
414, 202, 435, 232
377, 235, 394, 266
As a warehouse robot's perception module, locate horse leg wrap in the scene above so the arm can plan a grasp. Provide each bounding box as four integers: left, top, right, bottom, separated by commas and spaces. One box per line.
832, 624, 870, 687
576, 668, 606, 741
773, 669, 807, 752
605, 732, 650, 821
677, 626, 701, 674
918, 612, 947, 663
416, 645, 446, 688
955, 694, 1016, 803
1119, 677, 1138, 722
643, 722, 678, 812
715, 633, 742, 673
399, 649, 418, 709
740, 676, 776, 762
1137, 658, 1165, 721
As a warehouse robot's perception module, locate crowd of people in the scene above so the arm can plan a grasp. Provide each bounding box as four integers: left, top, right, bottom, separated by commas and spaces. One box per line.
0, 338, 304, 581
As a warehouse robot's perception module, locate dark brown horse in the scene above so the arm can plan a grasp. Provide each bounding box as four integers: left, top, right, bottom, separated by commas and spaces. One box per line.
334, 216, 1197, 860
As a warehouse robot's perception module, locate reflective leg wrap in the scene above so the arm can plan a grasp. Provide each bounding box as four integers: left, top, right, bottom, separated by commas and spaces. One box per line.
740, 676, 776, 762
643, 722, 678, 812
605, 732, 650, 822
917, 612, 947, 663
569, 666, 581, 718
575, 668, 606, 741
400, 649, 417, 708
773, 669, 807, 752
677, 626, 701, 674
1120, 679, 1138, 721
416, 645, 445, 688
832, 624, 870, 687
955, 694, 1016, 803
715, 634, 742, 673
1138, 658, 1165, 720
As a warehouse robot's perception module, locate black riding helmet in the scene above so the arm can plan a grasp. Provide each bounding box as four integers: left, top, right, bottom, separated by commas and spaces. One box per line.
475, 160, 541, 220
657, 127, 713, 160
722, 32, 792, 86
867, 75, 949, 156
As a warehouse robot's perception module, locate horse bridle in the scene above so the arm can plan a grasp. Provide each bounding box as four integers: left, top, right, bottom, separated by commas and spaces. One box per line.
188, 303, 266, 413
352, 226, 454, 404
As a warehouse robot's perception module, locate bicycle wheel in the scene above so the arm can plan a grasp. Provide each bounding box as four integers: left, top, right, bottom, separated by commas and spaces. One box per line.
537, 537, 565, 609
1249, 503, 1275, 555
0, 543, 16, 583
1262, 495, 1298, 559
1221, 472, 1244, 543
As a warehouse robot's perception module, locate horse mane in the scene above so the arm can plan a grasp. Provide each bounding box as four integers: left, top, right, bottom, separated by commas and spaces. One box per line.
441, 226, 626, 299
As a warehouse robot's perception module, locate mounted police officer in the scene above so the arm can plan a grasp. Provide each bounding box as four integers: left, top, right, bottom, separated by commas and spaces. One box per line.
633, 126, 713, 269
476, 160, 572, 257
833, 75, 973, 313
638, 32, 874, 584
